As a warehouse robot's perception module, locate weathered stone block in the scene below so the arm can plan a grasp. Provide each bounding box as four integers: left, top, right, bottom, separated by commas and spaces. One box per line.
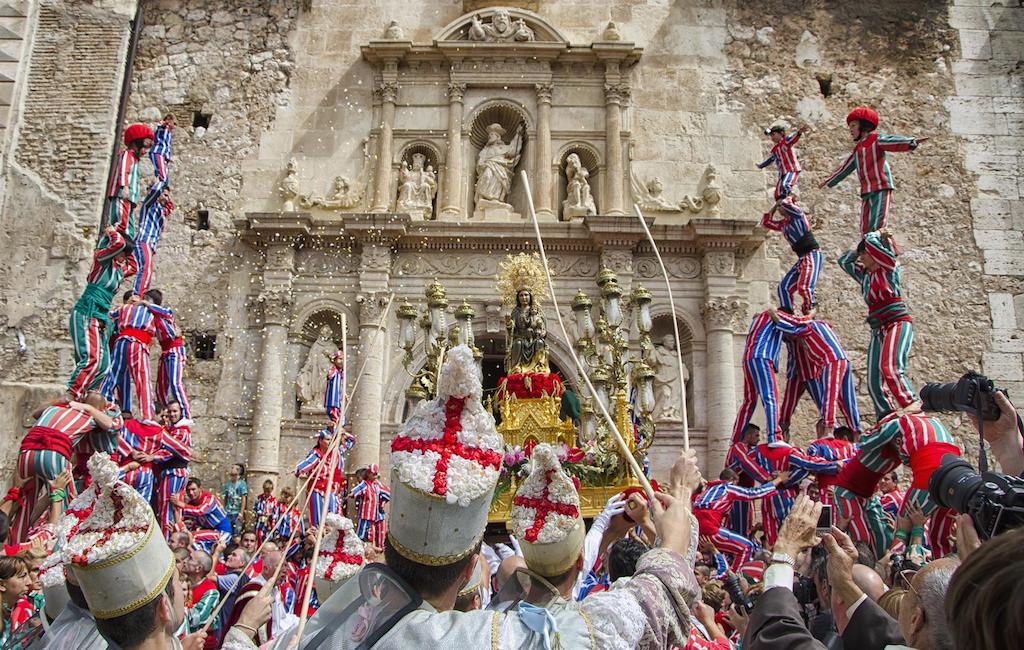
958, 28, 992, 60
949, 6, 1024, 32
989, 293, 1017, 329
985, 249, 1024, 275
982, 351, 1024, 381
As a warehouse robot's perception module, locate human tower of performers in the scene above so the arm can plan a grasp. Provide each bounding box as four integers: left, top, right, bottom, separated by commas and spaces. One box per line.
1, 115, 389, 643
0, 104, 968, 647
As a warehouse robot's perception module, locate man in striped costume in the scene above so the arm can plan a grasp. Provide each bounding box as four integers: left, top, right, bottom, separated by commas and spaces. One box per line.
757, 123, 806, 201
878, 470, 904, 520
324, 350, 344, 424
66, 227, 137, 401
133, 186, 174, 297
729, 435, 841, 546
294, 427, 353, 527
725, 425, 762, 538
107, 123, 154, 240
732, 309, 805, 446
839, 230, 917, 419
113, 415, 164, 502
820, 106, 925, 234
804, 422, 858, 522
761, 198, 822, 315
153, 400, 192, 536
856, 408, 961, 557
772, 309, 862, 432
349, 463, 391, 546
692, 468, 788, 571
101, 290, 172, 422
13, 395, 122, 542
173, 477, 233, 553
151, 289, 191, 419
272, 487, 305, 541
833, 448, 900, 555
252, 479, 278, 543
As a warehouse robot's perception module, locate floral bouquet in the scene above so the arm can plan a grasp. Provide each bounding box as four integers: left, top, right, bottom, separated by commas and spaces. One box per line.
497, 372, 565, 400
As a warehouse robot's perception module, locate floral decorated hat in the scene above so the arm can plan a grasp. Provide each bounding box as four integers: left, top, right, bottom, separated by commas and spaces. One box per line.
388, 344, 503, 565
38, 487, 99, 619
315, 513, 365, 600
510, 443, 585, 577
63, 453, 175, 619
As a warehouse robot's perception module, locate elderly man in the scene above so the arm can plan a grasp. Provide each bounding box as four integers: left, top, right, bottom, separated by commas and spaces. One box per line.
184, 549, 219, 635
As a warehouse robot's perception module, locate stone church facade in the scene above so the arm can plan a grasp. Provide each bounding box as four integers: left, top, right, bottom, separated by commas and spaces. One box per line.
0, 0, 1020, 488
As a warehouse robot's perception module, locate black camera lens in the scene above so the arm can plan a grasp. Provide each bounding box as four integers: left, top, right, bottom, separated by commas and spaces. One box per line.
920, 382, 958, 413
928, 454, 983, 513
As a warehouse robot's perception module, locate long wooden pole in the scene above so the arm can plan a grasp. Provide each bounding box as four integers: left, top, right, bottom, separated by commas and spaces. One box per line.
519, 171, 655, 502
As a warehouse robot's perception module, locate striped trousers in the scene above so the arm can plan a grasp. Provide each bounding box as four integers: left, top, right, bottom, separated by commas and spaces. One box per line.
108, 197, 136, 241
308, 490, 340, 528
729, 500, 753, 539
67, 311, 109, 399
860, 190, 891, 234
13, 450, 73, 543
834, 489, 893, 556
817, 359, 862, 431
760, 490, 796, 548
157, 348, 190, 418
356, 518, 386, 546
132, 240, 156, 297
710, 527, 760, 572
157, 469, 189, 537
121, 467, 155, 502
101, 337, 155, 421
774, 171, 799, 200
867, 321, 917, 419
732, 358, 782, 444
777, 250, 822, 315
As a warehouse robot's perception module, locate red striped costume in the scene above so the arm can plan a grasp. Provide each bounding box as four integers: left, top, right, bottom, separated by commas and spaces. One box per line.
153, 419, 192, 536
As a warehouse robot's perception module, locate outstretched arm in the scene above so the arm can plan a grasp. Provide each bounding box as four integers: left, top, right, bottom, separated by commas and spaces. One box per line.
821, 152, 857, 189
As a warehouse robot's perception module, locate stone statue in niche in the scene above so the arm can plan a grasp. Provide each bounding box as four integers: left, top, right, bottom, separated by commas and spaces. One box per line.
468, 9, 535, 42
299, 140, 371, 211
396, 152, 438, 221
295, 326, 335, 408
562, 153, 597, 220
474, 122, 524, 219
280, 157, 299, 211
649, 333, 688, 423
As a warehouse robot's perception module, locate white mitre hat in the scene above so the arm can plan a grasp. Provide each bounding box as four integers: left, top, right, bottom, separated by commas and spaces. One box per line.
63, 453, 175, 619
509, 443, 585, 576
314, 513, 365, 600
388, 344, 503, 565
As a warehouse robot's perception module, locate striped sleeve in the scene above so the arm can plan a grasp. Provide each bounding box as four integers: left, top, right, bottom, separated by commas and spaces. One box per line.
153, 425, 192, 462
787, 130, 802, 145
875, 133, 916, 152
94, 229, 127, 262
837, 250, 863, 282
294, 449, 320, 477
725, 481, 777, 500
760, 211, 784, 232
756, 152, 776, 169
186, 589, 219, 630
788, 450, 840, 475
182, 493, 216, 518
824, 151, 857, 187
863, 231, 898, 271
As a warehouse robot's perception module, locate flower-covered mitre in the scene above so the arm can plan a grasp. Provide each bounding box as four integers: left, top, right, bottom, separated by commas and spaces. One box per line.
510, 443, 585, 576
65, 453, 174, 619
388, 345, 502, 565
316, 514, 365, 583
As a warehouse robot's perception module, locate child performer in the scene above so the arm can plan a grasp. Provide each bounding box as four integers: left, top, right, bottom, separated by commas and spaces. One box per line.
761, 198, 821, 315
821, 106, 925, 234
757, 123, 806, 201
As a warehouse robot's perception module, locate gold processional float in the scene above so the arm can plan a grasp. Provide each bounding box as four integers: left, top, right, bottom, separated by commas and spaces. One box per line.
396, 253, 659, 522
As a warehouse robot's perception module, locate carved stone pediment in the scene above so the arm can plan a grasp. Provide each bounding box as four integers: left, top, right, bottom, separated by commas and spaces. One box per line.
436, 7, 568, 43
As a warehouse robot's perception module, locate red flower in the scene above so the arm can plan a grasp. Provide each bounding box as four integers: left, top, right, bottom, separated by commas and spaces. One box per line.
523, 438, 538, 456
565, 447, 585, 464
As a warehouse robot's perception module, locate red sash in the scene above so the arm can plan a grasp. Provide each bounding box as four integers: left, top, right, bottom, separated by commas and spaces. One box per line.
836, 457, 884, 499
694, 508, 723, 536
161, 336, 185, 351
120, 327, 153, 345
20, 426, 72, 460
909, 443, 961, 490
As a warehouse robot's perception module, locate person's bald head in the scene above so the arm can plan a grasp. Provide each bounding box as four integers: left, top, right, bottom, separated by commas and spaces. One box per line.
495, 555, 526, 592
852, 564, 888, 602
900, 557, 959, 650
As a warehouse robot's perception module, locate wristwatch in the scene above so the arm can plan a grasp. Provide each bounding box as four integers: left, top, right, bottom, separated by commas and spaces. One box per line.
771, 551, 796, 567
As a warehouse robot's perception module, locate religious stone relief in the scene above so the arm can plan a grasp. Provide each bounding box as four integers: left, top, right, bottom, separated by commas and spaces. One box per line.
295, 326, 335, 407
467, 9, 535, 42
630, 165, 722, 216
396, 153, 438, 221
474, 123, 524, 220
702, 250, 735, 277
280, 157, 299, 211
299, 141, 371, 211
562, 153, 597, 220
648, 333, 689, 423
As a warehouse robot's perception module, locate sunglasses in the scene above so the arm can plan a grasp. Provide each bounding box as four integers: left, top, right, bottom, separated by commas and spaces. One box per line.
896, 569, 920, 598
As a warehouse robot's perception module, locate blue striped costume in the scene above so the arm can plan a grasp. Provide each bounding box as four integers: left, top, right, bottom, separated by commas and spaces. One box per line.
693, 479, 777, 570
762, 200, 822, 315
732, 311, 804, 445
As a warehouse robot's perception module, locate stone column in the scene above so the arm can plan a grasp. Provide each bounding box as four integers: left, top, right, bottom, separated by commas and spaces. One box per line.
603, 81, 629, 216
350, 291, 391, 470
535, 83, 554, 219
440, 82, 466, 220
248, 243, 295, 487
371, 81, 398, 212
701, 295, 744, 475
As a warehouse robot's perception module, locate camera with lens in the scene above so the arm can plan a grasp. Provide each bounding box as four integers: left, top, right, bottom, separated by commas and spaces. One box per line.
920, 371, 1006, 421
889, 553, 921, 586
928, 454, 1024, 539
793, 575, 817, 606
723, 573, 754, 614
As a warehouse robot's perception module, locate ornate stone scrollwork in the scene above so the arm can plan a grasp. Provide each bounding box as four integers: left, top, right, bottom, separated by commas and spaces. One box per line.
534, 82, 553, 104
375, 81, 398, 104
357, 291, 392, 325
702, 250, 735, 277
600, 249, 633, 276
361, 244, 393, 272
604, 83, 631, 105
700, 296, 747, 332
446, 82, 466, 102
257, 286, 294, 326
